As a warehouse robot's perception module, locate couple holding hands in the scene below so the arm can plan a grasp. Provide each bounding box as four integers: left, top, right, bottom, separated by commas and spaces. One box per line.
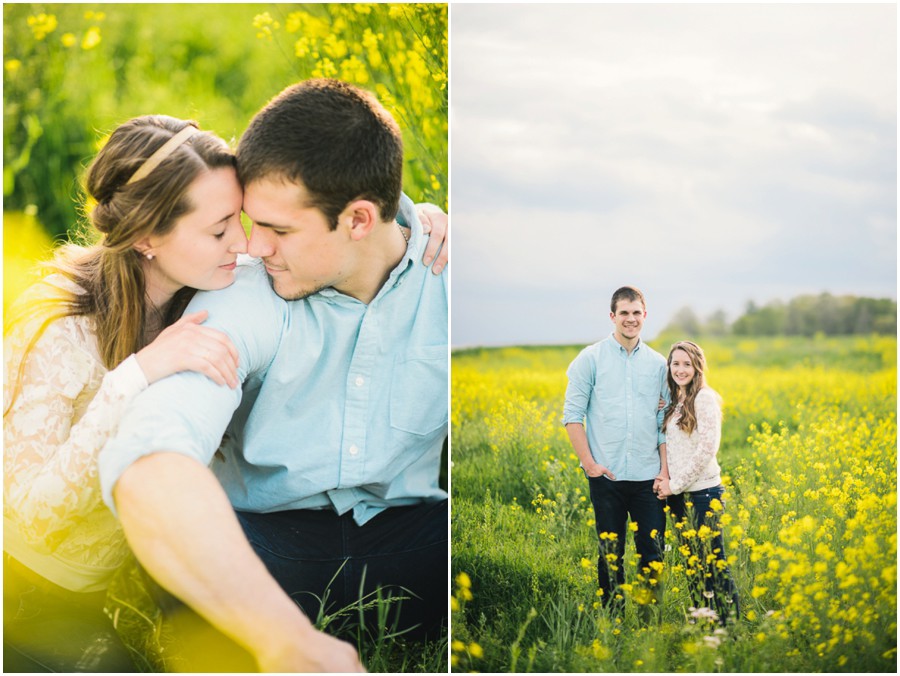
564, 286, 741, 624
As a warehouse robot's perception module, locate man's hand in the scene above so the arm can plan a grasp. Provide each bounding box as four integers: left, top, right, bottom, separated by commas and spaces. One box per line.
416, 204, 448, 275
257, 625, 365, 673
584, 462, 616, 480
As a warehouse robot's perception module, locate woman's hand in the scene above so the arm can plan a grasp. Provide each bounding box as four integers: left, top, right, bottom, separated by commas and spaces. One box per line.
416, 204, 448, 275
135, 311, 240, 388
654, 477, 673, 499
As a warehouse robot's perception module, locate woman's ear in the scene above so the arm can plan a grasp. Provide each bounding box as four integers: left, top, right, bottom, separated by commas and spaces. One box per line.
133, 237, 154, 259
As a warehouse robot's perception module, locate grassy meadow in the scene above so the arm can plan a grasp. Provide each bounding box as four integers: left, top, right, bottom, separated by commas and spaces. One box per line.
450, 336, 897, 672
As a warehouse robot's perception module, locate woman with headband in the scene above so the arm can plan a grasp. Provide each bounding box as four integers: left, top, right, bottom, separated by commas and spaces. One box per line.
654, 340, 741, 625
3, 116, 248, 671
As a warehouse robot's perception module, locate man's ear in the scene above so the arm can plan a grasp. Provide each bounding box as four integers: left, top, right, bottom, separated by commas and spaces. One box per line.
340, 200, 379, 241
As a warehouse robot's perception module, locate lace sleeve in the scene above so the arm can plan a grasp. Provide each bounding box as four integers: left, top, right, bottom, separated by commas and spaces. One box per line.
3, 315, 148, 554
668, 389, 721, 495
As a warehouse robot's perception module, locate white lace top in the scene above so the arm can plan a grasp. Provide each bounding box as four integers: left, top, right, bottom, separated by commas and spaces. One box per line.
3, 276, 148, 592
665, 387, 722, 495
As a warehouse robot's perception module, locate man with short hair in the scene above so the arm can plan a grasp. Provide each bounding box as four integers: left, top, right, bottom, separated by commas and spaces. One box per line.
99, 79, 447, 672
563, 286, 668, 619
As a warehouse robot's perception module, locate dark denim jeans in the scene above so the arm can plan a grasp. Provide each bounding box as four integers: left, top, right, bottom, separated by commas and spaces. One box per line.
237, 499, 448, 640
667, 485, 740, 623
587, 476, 666, 613
145, 500, 448, 670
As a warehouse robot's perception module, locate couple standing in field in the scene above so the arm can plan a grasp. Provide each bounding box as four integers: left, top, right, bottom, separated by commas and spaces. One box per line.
564, 286, 740, 625
4, 79, 448, 673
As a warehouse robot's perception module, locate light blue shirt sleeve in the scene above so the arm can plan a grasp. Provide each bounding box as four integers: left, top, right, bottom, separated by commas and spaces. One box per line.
562, 347, 593, 425
98, 261, 287, 513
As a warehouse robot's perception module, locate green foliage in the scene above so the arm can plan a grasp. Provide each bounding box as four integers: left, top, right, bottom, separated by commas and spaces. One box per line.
659, 294, 897, 340
253, 4, 448, 209
732, 293, 896, 336
4, 3, 447, 242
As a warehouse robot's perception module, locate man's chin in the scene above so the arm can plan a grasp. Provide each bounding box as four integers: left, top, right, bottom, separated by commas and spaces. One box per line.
266, 275, 324, 301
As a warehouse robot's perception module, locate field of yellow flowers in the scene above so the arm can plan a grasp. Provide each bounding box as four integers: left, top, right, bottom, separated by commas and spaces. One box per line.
451, 337, 896, 672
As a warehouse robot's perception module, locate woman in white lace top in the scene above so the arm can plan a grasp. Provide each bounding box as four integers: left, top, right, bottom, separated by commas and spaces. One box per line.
4, 116, 247, 671
653, 341, 740, 624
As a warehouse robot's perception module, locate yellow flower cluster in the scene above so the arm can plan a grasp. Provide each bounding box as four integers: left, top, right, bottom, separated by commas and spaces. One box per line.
736, 401, 896, 665
27, 13, 58, 40
254, 4, 447, 208
24, 11, 103, 50
450, 572, 484, 670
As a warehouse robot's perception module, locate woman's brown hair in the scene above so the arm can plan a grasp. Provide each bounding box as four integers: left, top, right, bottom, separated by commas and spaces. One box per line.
662, 340, 711, 435
5, 115, 234, 415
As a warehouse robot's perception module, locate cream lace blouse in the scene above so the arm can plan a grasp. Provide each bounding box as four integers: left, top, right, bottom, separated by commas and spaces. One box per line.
3, 276, 148, 592
665, 387, 723, 495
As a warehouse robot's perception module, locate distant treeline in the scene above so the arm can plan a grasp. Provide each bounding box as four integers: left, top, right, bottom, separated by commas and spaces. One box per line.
661, 293, 897, 338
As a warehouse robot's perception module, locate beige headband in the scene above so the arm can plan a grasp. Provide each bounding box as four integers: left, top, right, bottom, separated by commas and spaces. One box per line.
126, 125, 198, 185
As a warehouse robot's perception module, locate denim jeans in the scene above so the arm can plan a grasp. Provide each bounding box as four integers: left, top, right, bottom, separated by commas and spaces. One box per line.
237, 499, 448, 640
667, 485, 740, 623
587, 476, 666, 612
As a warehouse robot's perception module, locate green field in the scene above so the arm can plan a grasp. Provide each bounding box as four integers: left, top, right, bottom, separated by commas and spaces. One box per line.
450, 336, 897, 672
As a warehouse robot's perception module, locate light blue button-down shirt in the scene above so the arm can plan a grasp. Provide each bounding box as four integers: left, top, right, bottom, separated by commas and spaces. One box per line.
562, 335, 668, 481
99, 195, 448, 526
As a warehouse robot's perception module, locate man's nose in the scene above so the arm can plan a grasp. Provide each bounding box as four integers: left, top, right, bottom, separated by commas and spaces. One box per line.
248, 225, 274, 258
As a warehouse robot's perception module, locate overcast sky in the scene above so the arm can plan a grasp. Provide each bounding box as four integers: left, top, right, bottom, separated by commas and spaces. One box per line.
449, 3, 897, 347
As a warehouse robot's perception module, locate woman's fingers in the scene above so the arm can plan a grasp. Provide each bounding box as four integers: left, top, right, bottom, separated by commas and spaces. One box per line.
192, 336, 239, 388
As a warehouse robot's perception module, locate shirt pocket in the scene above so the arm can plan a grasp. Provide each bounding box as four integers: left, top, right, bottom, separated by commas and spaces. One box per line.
638, 372, 662, 397
390, 346, 448, 435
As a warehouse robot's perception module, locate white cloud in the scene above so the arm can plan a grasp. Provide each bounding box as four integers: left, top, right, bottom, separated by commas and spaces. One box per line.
450, 3, 897, 347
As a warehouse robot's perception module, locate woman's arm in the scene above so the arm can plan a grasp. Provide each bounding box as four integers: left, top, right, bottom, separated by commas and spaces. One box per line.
3, 317, 150, 552
4, 311, 239, 553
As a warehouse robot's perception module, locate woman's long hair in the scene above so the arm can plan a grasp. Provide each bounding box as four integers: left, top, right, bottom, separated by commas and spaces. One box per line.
662, 340, 709, 435
5, 115, 235, 415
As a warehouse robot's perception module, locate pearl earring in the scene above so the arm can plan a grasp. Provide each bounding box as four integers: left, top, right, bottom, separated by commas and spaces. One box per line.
145, 253, 154, 261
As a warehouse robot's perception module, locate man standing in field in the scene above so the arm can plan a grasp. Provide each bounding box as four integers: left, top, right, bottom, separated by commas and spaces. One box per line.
563, 286, 668, 620
99, 79, 447, 672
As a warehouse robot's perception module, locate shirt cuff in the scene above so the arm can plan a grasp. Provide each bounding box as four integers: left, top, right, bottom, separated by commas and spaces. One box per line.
115, 354, 150, 393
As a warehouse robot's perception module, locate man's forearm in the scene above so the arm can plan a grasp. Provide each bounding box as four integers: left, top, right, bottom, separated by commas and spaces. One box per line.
565, 423, 595, 470
113, 452, 363, 672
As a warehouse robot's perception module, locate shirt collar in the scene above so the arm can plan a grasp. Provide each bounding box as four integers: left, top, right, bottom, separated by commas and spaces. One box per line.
609, 332, 643, 353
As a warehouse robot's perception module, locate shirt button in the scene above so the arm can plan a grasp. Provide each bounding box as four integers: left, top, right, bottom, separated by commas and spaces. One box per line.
349, 445, 359, 456
355, 376, 365, 387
